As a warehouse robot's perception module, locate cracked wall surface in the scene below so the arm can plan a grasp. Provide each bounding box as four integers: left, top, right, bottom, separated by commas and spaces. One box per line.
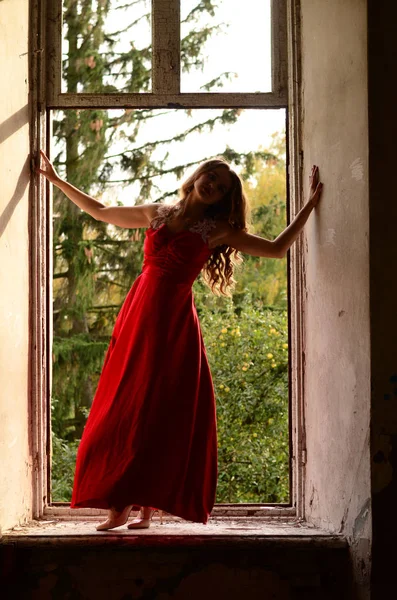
300, 0, 371, 597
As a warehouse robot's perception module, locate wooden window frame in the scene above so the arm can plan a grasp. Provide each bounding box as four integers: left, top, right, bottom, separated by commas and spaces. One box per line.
46, 0, 288, 109
31, 0, 305, 521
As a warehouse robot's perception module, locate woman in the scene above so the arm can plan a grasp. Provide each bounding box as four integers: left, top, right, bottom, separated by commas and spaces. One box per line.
38, 150, 323, 530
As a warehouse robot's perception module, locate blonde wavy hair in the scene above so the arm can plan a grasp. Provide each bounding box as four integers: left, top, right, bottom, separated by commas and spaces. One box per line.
179, 159, 250, 296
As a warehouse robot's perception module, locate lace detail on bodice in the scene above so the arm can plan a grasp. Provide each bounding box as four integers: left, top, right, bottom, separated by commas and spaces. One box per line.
188, 218, 216, 242
149, 204, 174, 230
150, 204, 217, 243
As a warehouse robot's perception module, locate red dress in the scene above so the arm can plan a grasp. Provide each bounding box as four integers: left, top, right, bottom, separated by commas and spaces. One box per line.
70, 205, 218, 524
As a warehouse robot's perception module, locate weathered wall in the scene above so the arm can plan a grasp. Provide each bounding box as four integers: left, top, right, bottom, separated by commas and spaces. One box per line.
0, 0, 32, 531
300, 0, 371, 596
368, 0, 397, 596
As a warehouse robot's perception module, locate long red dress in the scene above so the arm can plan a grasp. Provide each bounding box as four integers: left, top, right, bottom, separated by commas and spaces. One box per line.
70, 205, 218, 524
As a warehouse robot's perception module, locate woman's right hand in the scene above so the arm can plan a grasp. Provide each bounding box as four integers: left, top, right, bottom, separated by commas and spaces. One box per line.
308, 165, 323, 207
37, 150, 61, 185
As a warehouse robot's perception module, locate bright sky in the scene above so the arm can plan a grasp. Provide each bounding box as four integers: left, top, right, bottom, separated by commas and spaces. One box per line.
60, 0, 285, 205
180, 0, 272, 93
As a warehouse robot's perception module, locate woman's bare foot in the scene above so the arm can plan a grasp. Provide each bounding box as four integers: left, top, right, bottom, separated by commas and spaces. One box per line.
127, 506, 163, 529
96, 505, 133, 531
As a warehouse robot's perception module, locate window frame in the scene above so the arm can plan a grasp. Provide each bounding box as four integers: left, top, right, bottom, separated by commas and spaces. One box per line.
46, 0, 288, 109
31, 0, 305, 521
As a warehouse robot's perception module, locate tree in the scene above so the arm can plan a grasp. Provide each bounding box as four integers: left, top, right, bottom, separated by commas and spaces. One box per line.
51, 1, 287, 502
53, 0, 272, 443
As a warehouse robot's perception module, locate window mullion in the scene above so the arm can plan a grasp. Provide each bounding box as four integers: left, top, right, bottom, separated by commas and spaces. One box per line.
152, 0, 180, 94
271, 0, 288, 98
46, 0, 62, 106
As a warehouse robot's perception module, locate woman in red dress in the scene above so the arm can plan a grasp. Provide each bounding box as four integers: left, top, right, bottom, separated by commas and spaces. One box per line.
38, 151, 323, 530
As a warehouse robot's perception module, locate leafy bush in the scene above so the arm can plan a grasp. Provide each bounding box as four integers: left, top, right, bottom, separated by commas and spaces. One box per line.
51, 432, 79, 502
51, 297, 289, 503
197, 294, 289, 503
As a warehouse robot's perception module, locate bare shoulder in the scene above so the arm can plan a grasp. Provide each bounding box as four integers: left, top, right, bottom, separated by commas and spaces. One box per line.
147, 202, 175, 226
144, 203, 164, 221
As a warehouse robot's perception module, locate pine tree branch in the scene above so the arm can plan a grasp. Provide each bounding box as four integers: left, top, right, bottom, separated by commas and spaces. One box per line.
113, 0, 147, 11
200, 72, 237, 91
105, 150, 274, 184
106, 12, 150, 38
153, 188, 180, 203
96, 268, 125, 273
105, 47, 151, 69
78, 22, 102, 54
105, 159, 203, 183
96, 277, 129, 290
90, 239, 135, 245
182, 1, 218, 24
109, 109, 173, 123
86, 305, 122, 311
90, 243, 132, 261
104, 111, 239, 160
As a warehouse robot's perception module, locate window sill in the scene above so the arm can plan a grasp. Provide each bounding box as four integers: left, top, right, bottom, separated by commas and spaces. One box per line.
44, 504, 295, 520
2, 517, 346, 549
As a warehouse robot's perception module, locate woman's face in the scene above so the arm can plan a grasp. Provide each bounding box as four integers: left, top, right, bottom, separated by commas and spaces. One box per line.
193, 166, 233, 205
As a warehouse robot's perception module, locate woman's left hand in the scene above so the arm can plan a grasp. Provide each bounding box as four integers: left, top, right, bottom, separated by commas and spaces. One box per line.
308, 165, 323, 207
37, 150, 61, 185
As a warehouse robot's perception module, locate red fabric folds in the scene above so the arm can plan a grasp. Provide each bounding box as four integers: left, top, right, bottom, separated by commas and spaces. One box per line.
71, 222, 218, 524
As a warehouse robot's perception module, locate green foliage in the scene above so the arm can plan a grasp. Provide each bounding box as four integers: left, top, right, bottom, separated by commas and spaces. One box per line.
194, 290, 289, 503
237, 138, 288, 307
51, 298, 289, 504
51, 432, 79, 502
52, 334, 109, 440
51, 1, 289, 505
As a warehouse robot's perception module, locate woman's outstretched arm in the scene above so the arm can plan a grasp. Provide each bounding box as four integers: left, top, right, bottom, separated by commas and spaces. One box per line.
37, 150, 158, 228
209, 165, 323, 258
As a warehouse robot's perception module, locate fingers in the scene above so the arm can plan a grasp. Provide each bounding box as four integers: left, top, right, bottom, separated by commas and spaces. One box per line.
36, 156, 50, 177
312, 181, 324, 206
36, 150, 54, 176
40, 149, 51, 164
35, 155, 46, 173
310, 165, 319, 182
309, 166, 322, 197
307, 165, 324, 207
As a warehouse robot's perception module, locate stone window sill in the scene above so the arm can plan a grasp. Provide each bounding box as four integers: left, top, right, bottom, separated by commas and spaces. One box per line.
3, 517, 346, 549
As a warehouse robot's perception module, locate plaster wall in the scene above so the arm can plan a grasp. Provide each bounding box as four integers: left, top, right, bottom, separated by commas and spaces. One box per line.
0, 0, 32, 530
299, 0, 371, 590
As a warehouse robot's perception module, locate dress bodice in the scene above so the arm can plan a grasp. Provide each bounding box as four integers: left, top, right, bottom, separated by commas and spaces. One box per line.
142, 204, 216, 286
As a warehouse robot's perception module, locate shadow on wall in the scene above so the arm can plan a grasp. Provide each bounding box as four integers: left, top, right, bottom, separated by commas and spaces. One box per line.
0, 155, 30, 238
0, 105, 29, 144
0, 105, 30, 236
